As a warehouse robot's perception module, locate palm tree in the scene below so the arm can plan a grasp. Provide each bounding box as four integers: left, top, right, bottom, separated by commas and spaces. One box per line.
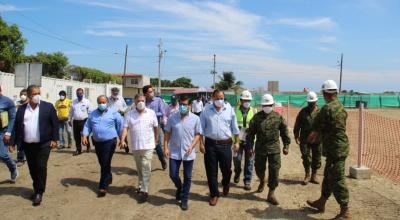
214, 71, 243, 94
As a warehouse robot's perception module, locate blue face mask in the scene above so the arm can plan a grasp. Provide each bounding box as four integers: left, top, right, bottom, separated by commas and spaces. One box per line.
77, 94, 83, 101
179, 104, 189, 114
98, 103, 107, 111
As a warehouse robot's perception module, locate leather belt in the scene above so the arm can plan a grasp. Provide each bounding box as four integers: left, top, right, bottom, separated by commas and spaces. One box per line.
205, 137, 233, 145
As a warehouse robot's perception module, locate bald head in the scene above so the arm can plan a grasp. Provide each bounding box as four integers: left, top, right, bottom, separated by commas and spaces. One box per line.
97, 95, 108, 104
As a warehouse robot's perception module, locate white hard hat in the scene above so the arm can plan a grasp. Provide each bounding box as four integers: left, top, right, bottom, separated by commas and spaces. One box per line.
306, 91, 318, 102
261, 94, 274, 105
321, 80, 338, 93
240, 90, 253, 100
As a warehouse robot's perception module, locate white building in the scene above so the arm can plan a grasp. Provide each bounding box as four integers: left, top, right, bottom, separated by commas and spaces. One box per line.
0, 71, 122, 104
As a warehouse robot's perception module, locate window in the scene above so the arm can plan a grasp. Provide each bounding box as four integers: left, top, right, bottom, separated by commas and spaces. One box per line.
66, 86, 73, 100
130, 78, 138, 85
84, 88, 89, 99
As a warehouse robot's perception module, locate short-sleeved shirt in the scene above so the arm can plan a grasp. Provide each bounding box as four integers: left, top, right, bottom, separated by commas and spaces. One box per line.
69, 98, 92, 121
200, 103, 239, 140
145, 96, 165, 123
55, 98, 72, 120
124, 108, 158, 151
108, 96, 127, 113
165, 112, 202, 161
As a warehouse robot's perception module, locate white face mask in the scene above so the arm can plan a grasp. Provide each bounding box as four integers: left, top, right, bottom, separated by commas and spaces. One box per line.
60, 95, 65, 100
32, 95, 41, 104
242, 102, 251, 108
112, 94, 118, 99
213, 99, 224, 108
20, 95, 27, 101
136, 101, 145, 110
263, 106, 273, 114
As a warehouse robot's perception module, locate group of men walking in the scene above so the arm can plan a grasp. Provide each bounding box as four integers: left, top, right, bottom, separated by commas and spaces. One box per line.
0, 79, 350, 219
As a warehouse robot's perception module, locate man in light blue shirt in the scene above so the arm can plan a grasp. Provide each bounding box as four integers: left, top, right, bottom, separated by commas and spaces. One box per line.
164, 96, 202, 211
199, 90, 240, 206
82, 95, 123, 197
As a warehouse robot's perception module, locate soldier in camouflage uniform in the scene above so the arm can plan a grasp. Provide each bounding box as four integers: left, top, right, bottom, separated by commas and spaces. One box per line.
247, 94, 290, 205
307, 80, 350, 219
293, 91, 322, 185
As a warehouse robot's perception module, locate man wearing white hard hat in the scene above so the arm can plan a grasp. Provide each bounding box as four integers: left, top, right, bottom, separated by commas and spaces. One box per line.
247, 94, 290, 205
294, 91, 322, 185
233, 90, 256, 190
307, 80, 350, 219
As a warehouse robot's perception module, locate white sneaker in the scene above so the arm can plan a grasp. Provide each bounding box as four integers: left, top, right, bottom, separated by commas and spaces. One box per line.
10, 169, 19, 183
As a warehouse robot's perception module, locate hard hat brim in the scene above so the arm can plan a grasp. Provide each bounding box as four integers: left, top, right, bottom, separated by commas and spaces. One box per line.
241, 97, 253, 101
261, 101, 274, 105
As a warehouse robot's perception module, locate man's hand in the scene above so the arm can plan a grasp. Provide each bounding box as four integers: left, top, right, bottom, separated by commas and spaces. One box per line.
295, 137, 300, 145
200, 144, 205, 154
164, 147, 170, 158
283, 147, 289, 155
185, 146, 194, 156
3, 135, 11, 145
307, 132, 318, 144
247, 148, 254, 157
233, 142, 240, 153
50, 141, 58, 149
119, 141, 127, 149
8, 145, 16, 153
68, 121, 72, 127
82, 136, 88, 146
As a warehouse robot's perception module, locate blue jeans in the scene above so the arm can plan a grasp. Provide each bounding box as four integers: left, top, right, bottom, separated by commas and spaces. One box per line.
233, 141, 254, 185
155, 124, 166, 166
59, 120, 72, 146
0, 131, 17, 174
169, 158, 194, 202
93, 138, 116, 190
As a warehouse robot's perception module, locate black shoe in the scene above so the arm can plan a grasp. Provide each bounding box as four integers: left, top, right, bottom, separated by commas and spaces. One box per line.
223, 185, 230, 196
97, 189, 107, 198
86, 148, 90, 153
32, 194, 42, 206
125, 147, 130, 154
175, 189, 182, 201
137, 192, 148, 204
162, 162, 167, 170
73, 151, 81, 156
233, 176, 240, 184
181, 201, 189, 211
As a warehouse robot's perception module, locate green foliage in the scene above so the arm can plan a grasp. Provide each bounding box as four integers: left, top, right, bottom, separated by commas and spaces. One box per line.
150, 77, 196, 88
22, 52, 69, 78
66, 65, 121, 84
0, 16, 27, 72
214, 71, 243, 94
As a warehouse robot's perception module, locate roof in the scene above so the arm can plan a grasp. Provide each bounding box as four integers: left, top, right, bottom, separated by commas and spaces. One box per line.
112, 73, 143, 77
174, 87, 214, 94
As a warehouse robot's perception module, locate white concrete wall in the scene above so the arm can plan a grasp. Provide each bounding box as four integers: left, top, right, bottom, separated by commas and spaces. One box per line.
0, 71, 122, 104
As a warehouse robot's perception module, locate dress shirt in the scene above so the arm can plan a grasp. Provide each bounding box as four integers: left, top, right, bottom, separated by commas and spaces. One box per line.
108, 96, 127, 113
192, 100, 204, 113
124, 108, 158, 151
23, 102, 40, 143
83, 108, 123, 142
69, 98, 92, 121
165, 112, 202, 161
145, 96, 165, 122
200, 103, 240, 140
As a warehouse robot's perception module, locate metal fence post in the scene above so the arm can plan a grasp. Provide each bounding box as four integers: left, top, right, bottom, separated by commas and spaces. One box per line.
287, 97, 290, 126
358, 102, 364, 168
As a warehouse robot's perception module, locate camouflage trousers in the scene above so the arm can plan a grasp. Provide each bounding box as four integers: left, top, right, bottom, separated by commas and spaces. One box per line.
300, 143, 322, 174
254, 153, 281, 190
321, 157, 349, 207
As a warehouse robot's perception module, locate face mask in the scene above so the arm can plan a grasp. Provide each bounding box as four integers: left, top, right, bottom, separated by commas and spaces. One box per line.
60, 95, 65, 100
20, 95, 27, 101
112, 95, 118, 99
98, 103, 107, 111
136, 101, 145, 110
242, 102, 251, 108
263, 106, 273, 114
32, 95, 41, 104
213, 99, 224, 108
179, 104, 189, 114
77, 94, 83, 100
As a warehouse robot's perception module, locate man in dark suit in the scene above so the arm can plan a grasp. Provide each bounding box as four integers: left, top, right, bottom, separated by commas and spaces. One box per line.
11, 85, 59, 206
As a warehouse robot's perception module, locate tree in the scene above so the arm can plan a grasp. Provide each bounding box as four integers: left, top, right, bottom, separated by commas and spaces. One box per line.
0, 16, 27, 72
214, 71, 243, 94
22, 52, 69, 78
150, 77, 196, 88
66, 65, 121, 84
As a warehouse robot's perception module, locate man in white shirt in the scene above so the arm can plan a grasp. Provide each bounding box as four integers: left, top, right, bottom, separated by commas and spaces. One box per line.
68, 88, 92, 156
191, 96, 204, 116
120, 94, 158, 204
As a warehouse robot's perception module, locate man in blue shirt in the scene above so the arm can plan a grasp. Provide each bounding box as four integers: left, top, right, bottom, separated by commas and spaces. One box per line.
143, 85, 167, 170
200, 90, 240, 206
164, 96, 202, 211
0, 84, 18, 183
82, 95, 123, 197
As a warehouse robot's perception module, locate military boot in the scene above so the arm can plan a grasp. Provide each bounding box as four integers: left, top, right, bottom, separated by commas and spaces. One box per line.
266, 189, 279, 205
310, 170, 319, 184
307, 196, 327, 212
302, 172, 311, 185
334, 206, 350, 219
257, 180, 265, 193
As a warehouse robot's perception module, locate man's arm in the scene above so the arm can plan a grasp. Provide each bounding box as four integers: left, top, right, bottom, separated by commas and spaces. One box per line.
279, 116, 291, 155
81, 115, 92, 146
3, 99, 16, 144
49, 104, 59, 148
114, 112, 124, 140
293, 111, 302, 144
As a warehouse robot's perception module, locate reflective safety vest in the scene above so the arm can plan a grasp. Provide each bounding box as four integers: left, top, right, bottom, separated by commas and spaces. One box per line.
236, 106, 255, 128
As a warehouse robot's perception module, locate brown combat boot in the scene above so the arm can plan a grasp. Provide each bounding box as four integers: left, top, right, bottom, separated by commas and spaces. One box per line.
257, 180, 265, 193
307, 196, 327, 212
310, 170, 319, 184
302, 172, 311, 185
266, 189, 279, 205
334, 206, 350, 219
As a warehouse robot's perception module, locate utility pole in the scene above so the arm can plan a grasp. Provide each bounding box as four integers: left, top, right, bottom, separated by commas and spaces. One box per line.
339, 53, 343, 93
211, 54, 216, 89
157, 39, 166, 95
122, 44, 128, 88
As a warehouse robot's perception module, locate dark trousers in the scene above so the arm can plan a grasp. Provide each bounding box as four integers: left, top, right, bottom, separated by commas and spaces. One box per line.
254, 153, 281, 190
23, 142, 51, 195
93, 138, 116, 190
155, 124, 166, 166
73, 119, 89, 152
17, 143, 25, 161
194, 112, 201, 117
204, 140, 232, 198
169, 159, 194, 202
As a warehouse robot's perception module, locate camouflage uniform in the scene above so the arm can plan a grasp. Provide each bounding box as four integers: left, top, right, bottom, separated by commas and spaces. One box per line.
247, 111, 291, 190
313, 99, 349, 207
294, 106, 322, 174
